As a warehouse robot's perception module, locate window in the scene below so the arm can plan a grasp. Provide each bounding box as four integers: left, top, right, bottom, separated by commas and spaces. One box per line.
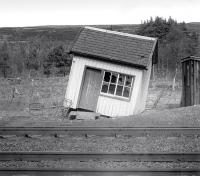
101, 71, 135, 99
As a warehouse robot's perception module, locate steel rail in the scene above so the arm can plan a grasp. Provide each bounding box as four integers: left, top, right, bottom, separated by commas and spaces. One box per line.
0, 151, 200, 162
0, 126, 200, 136
0, 168, 200, 176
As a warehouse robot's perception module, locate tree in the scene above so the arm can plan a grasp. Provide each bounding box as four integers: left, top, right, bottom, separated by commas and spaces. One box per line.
137, 17, 171, 40
43, 45, 71, 76
25, 41, 41, 78
0, 42, 10, 78
136, 17, 198, 81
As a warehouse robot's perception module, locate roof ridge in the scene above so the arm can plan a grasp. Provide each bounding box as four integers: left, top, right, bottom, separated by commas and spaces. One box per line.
85, 26, 156, 41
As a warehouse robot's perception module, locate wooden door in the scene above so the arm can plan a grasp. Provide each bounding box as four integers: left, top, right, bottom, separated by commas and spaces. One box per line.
78, 67, 102, 111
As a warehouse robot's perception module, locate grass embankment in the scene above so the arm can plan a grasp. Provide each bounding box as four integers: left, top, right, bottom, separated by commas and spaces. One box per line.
0, 77, 68, 117
0, 76, 199, 127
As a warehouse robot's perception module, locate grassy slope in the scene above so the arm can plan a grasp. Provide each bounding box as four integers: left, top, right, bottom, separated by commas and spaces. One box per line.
0, 22, 199, 54
1, 104, 200, 127
186, 22, 200, 34
0, 76, 198, 127
0, 22, 199, 41
0, 24, 140, 42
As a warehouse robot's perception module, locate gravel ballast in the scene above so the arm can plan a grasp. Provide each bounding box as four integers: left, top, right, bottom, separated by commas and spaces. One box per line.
1, 105, 200, 170
0, 135, 200, 152
0, 160, 199, 169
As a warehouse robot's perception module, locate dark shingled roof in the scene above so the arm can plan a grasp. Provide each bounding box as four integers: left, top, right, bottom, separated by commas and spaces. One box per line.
70, 27, 158, 69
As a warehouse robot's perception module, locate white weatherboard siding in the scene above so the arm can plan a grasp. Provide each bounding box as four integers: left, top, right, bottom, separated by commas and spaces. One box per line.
133, 59, 152, 114
65, 55, 145, 117
140, 59, 152, 112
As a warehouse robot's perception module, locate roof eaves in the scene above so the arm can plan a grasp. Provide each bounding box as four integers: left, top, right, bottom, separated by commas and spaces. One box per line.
146, 38, 158, 66
181, 55, 200, 62
70, 50, 147, 70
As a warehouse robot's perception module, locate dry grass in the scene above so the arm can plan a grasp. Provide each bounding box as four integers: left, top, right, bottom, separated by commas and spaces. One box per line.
146, 79, 182, 110
0, 77, 68, 117
0, 77, 196, 128
0, 77, 181, 113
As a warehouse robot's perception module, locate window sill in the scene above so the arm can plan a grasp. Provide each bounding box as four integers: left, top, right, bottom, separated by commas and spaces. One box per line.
100, 93, 131, 102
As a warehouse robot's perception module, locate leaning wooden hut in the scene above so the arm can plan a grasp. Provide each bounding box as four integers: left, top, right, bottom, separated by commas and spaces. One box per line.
64, 27, 158, 117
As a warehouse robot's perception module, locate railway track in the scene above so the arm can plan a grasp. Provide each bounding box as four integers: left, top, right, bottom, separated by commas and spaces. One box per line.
0, 151, 200, 162
0, 151, 200, 176
0, 126, 200, 175
0, 168, 200, 176
0, 126, 200, 136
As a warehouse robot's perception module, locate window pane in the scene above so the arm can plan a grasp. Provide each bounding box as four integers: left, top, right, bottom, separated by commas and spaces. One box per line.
111, 73, 117, 83
101, 82, 109, 93
108, 84, 116, 94
116, 85, 123, 96
101, 71, 134, 99
104, 72, 111, 82
123, 87, 130, 98
125, 76, 132, 87
118, 74, 125, 85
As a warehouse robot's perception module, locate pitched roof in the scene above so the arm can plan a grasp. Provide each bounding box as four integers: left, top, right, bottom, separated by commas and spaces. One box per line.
181, 56, 200, 62
70, 27, 157, 69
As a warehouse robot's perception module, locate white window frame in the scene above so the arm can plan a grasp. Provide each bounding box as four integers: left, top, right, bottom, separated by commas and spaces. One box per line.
100, 70, 135, 100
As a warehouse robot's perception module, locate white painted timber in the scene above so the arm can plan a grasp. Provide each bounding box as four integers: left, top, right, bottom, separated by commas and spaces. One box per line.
65, 55, 151, 117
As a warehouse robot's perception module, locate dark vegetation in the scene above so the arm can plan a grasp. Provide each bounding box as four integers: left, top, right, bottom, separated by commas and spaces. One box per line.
136, 17, 199, 81
0, 18, 199, 79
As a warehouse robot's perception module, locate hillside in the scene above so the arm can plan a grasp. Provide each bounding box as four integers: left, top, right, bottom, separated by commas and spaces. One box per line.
0, 22, 199, 78
186, 22, 200, 34
186, 22, 200, 56
1, 22, 199, 41
0, 24, 140, 42
0, 23, 199, 56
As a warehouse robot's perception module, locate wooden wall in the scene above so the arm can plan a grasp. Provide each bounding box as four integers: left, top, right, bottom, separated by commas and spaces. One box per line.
181, 59, 200, 106
65, 55, 151, 117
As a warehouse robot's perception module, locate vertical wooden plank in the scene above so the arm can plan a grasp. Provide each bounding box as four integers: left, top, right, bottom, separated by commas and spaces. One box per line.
188, 60, 191, 106
195, 60, 199, 105
184, 61, 187, 106
185, 61, 190, 106
196, 61, 199, 105
181, 61, 185, 106
186, 62, 188, 106
198, 61, 200, 104
190, 60, 194, 106
194, 60, 197, 105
